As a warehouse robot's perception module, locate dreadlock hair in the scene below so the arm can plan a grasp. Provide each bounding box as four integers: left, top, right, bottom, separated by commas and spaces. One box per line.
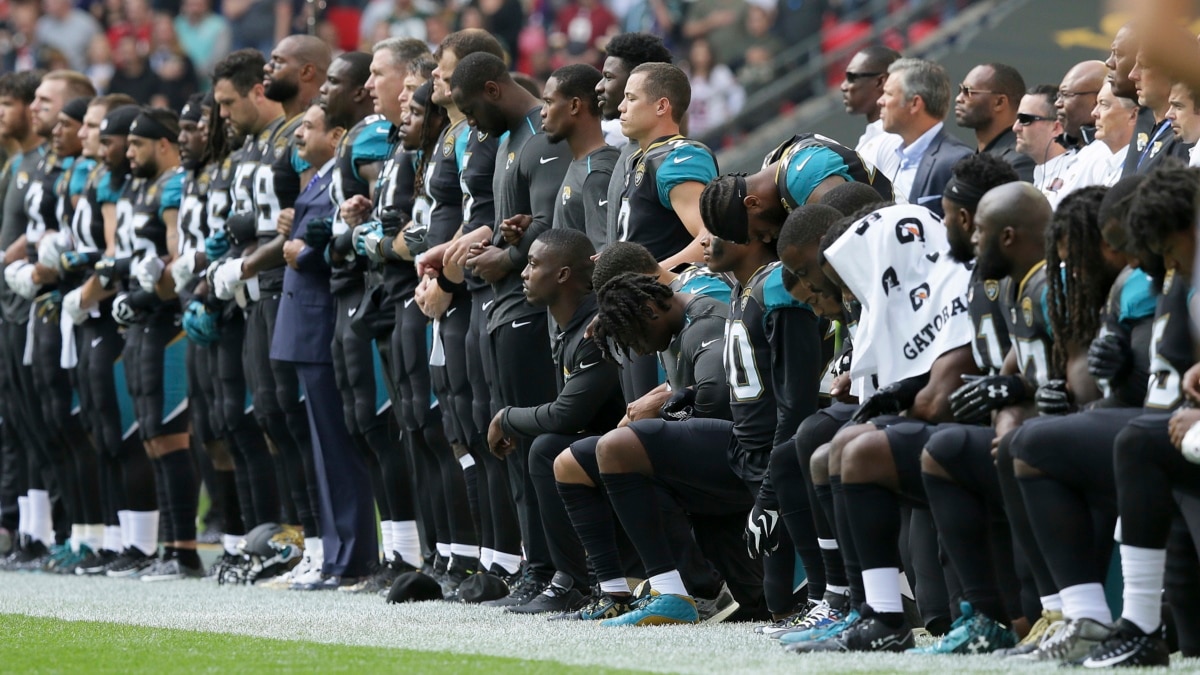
1126, 162, 1200, 261
818, 181, 886, 216
1045, 185, 1111, 377
201, 91, 232, 167
592, 241, 659, 289
593, 272, 674, 363
411, 79, 449, 200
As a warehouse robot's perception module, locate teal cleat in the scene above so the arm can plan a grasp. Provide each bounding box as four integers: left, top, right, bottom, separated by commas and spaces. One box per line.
908, 601, 1017, 655
599, 591, 698, 627
779, 608, 859, 646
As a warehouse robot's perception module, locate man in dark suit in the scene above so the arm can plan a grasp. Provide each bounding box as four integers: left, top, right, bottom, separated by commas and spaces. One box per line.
954, 62, 1036, 182
878, 57, 973, 217
270, 102, 378, 589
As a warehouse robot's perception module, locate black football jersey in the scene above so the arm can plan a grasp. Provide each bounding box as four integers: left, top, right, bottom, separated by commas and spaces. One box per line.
1003, 261, 1053, 387
427, 118, 468, 248
54, 156, 91, 236
129, 167, 184, 260
615, 135, 717, 261
329, 115, 390, 294
1145, 269, 1194, 412
1096, 266, 1156, 406
762, 132, 895, 208
374, 130, 419, 302
70, 162, 120, 255
255, 114, 304, 293
24, 148, 68, 246
459, 127, 499, 291
967, 268, 1012, 375
177, 167, 209, 261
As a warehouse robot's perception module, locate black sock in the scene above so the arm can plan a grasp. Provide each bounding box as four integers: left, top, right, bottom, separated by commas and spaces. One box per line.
176, 547, 202, 568
923, 472, 1005, 621
996, 436, 1057, 599
600, 472, 674, 576
556, 481, 627, 586
215, 469, 244, 537
152, 458, 172, 543
159, 450, 199, 542
813, 481, 848, 589
842, 482, 902, 572
1017, 475, 1100, 591
830, 476, 865, 606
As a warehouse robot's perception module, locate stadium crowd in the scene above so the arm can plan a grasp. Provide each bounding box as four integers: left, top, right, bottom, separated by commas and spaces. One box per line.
1, 4, 1200, 670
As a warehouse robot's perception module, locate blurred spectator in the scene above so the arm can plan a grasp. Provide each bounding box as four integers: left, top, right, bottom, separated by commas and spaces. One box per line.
108, 33, 167, 107
737, 44, 774, 97
553, 0, 616, 65
424, 11, 451, 51
36, 0, 102, 70
107, 0, 153, 57
476, 0, 523, 61
684, 36, 743, 138
150, 13, 199, 108
619, 0, 682, 49
1, 1, 42, 72
775, 0, 826, 53
739, 5, 779, 67
360, 0, 434, 49
225, 0, 286, 54
315, 19, 346, 58
682, 0, 751, 66
85, 34, 115, 91
175, 0, 231, 81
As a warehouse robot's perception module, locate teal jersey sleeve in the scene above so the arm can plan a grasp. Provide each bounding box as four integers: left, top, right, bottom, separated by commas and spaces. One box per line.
158, 171, 184, 216
656, 144, 718, 209
784, 146, 853, 206
762, 265, 809, 318
1119, 268, 1157, 323
455, 125, 469, 167
680, 275, 731, 305
351, 120, 394, 182
291, 147, 310, 174
1041, 285, 1053, 338
69, 159, 95, 197
97, 172, 122, 204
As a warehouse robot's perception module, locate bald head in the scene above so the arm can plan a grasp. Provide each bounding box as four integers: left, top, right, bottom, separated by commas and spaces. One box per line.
1056, 60, 1106, 137
280, 35, 332, 72
974, 182, 1052, 279
267, 35, 332, 107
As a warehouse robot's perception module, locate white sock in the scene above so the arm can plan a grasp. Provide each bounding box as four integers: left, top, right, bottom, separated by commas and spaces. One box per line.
222, 534, 241, 556
491, 551, 522, 575
818, 538, 839, 550
825, 584, 850, 597
81, 524, 104, 552
1120, 544, 1166, 634
862, 567, 904, 613
1040, 593, 1063, 612
17, 496, 28, 536
1061, 582, 1112, 623
450, 543, 480, 560
393, 520, 421, 565
436, 542, 452, 559
27, 489, 53, 545
380, 520, 394, 561
70, 524, 83, 553
647, 570, 689, 597
103, 526, 122, 553
127, 510, 159, 556
117, 510, 131, 550
303, 537, 323, 566
480, 547, 495, 570
459, 453, 475, 470
599, 577, 632, 594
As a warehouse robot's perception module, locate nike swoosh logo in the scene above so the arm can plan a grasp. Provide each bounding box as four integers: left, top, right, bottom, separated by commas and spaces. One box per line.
673, 155, 693, 164
577, 361, 598, 370
446, 307, 456, 317
598, 200, 608, 206
91, 337, 103, 347
482, 300, 494, 311
404, 297, 415, 308
701, 338, 721, 348
348, 307, 357, 317
511, 320, 531, 328
539, 156, 559, 164
794, 155, 813, 172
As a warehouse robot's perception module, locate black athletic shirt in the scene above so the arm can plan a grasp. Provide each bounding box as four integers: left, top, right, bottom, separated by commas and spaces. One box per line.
329, 115, 390, 295
374, 129, 419, 304
967, 267, 1012, 375
1002, 260, 1053, 387
486, 106, 571, 332
661, 293, 731, 420
255, 113, 305, 293
1145, 269, 1194, 412
1094, 266, 1156, 408
553, 144, 619, 251
459, 127, 499, 292
726, 262, 821, 485
427, 117, 468, 248
762, 132, 895, 207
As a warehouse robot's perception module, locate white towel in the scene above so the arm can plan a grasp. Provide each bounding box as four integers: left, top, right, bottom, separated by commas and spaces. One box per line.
429, 318, 446, 367
825, 204, 973, 388
59, 309, 77, 369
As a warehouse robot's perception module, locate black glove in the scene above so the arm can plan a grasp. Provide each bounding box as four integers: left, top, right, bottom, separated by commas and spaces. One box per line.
226, 213, 257, 247
1035, 379, 1072, 415
850, 373, 929, 424
949, 374, 1026, 424
660, 387, 696, 421
94, 256, 132, 290
330, 230, 355, 258
744, 503, 781, 559
1087, 333, 1131, 382
303, 217, 333, 251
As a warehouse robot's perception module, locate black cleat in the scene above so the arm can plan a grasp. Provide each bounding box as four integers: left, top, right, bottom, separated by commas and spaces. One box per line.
793, 605, 915, 653
1081, 619, 1170, 669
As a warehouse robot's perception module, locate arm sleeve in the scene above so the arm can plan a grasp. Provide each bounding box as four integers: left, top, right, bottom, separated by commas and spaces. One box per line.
768, 306, 822, 446
157, 172, 184, 217
655, 144, 717, 209
684, 317, 731, 418
272, 146, 302, 211
352, 122, 394, 183
500, 339, 621, 437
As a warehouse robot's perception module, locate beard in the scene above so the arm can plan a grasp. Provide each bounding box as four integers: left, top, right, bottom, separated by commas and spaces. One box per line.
131, 158, 157, 178
946, 226, 975, 264
974, 247, 1011, 281
265, 77, 300, 103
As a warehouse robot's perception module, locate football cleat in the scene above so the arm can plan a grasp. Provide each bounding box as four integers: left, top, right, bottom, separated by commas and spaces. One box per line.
439, 555, 481, 600
695, 581, 740, 624
549, 588, 635, 621
778, 601, 852, 645
1080, 618, 1170, 668
105, 547, 157, 578
789, 606, 913, 653
507, 574, 585, 615
75, 548, 118, 576
599, 591, 699, 627
481, 568, 546, 608
994, 608, 1063, 657
1010, 617, 1111, 663
141, 556, 204, 582
908, 601, 1017, 654
756, 600, 817, 637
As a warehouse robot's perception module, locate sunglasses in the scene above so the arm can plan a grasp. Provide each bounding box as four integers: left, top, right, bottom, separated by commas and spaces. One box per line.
1016, 113, 1055, 126
844, 71, 883, 83
958, 84, 995, 97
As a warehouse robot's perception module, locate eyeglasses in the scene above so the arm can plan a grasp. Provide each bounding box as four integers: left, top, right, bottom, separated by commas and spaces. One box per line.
958, 84, 995, 97
1016, 113, 1055, 126
844, 71, 882, 83
1057, 90, 1099, 101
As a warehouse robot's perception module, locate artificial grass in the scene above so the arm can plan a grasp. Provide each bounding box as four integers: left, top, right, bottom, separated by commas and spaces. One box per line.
1, 613, 640, 674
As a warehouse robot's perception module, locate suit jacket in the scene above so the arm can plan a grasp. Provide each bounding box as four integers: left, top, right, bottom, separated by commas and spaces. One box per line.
909, 127, 974, 217
270, 168, 337, 364
983, 128, 1035, 183
1122, 106, 1192, 178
